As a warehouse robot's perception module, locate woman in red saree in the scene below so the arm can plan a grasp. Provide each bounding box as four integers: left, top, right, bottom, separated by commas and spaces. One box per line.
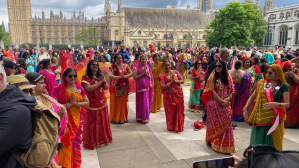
81, 60, 113, 150
285, 72, 299, 128
52, 68, 90, 168
109, 53, 133, 124
159, 60, 185, 133
201, 60, 235, 153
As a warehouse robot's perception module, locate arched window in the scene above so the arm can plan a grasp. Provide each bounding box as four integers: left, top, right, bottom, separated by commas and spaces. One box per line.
143, 41, 147, 47
158, 34, 160, 39
115, 30, 119, 36
279, 13, 284, 19
295, 25, 299, 45
264, 28, 273, 46
155, 34, 157, 38
138, 30, 141, 35
279, 26, 288, 45
203, 35, 206, 39
164, 34, 167, 39
178, 43, 181, 48
286, 12, 291, 19
269, 14, 276, 20
294, 10, 299, 17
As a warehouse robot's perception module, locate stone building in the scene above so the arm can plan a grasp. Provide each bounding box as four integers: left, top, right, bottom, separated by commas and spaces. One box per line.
263, 4, 299, 49
7, 0, 216, 48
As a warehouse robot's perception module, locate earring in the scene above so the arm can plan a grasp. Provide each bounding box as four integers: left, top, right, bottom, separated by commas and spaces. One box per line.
32, 88, 35, 94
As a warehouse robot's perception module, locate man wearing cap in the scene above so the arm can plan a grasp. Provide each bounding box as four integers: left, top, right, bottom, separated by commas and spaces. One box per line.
118, 44, 130, 63
0, 70, 37, 168
287, 46, 293, 54
72, 49, 80, 65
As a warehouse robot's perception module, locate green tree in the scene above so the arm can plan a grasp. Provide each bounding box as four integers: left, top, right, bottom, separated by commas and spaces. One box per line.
0, 25, 11, 46
75, 27, 99, 47
205, 2, 267, 47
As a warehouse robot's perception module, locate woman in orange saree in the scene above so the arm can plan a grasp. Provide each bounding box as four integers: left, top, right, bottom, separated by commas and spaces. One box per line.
159, 60, 185, 133
52, 68, 89, 168
201, 60, 235, 153
109, 53, 133, 124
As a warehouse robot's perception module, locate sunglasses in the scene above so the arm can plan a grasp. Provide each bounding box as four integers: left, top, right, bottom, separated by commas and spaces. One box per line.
243, 145, 299, 168
92, 64, 99, 67
197, 63, 202, 65
68, 75, 78, 78
266, 71, 273, 75
215, 65, 223, 68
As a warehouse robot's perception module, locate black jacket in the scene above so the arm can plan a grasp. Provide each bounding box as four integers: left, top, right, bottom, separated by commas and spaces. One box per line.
0, 84, 37, 168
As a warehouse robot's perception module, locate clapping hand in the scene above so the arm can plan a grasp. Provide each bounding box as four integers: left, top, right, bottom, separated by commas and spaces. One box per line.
143, 67, 147, 75
120, 71, 124, 78
69, 94, 76, 106
99, 73, 106, 83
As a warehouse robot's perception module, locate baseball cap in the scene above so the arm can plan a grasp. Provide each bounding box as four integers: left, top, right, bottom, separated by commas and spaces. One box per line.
288, 46, 291, 49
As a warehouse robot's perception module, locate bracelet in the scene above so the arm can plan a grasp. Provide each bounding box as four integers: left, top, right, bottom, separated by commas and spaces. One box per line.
280, 103, 284, 108
76, 102, 79, 106
66, 103, 70, 109
243, 107, 248, 112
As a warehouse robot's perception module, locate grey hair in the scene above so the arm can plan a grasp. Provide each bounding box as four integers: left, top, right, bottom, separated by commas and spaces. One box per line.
0, 66, 7, 86
220, 48, 228, 55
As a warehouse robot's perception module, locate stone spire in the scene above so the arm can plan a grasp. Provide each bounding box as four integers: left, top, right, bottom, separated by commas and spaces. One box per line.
264, 0, 273, 15
118, 0, 122, 10
198, 0, 202, 10
187, 3, 190, 9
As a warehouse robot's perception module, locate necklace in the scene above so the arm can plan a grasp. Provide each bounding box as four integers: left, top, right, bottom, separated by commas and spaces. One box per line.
45, 69, 54, 74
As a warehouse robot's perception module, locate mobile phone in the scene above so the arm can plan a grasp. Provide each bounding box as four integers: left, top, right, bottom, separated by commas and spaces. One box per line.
193, 156, 234, 168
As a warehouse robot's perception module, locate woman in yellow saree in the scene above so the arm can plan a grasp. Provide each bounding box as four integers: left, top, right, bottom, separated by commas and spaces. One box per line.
244, 64, 290, 150
151, 53, 163, 113
178, 53, 186, 82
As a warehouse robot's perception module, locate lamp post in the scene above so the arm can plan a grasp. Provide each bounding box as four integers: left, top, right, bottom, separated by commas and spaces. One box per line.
214, 9, 218, 48
219, 24, 222, 48
166, 24, 168, 48
272, 24, 276, 50
266, 17, 272, 49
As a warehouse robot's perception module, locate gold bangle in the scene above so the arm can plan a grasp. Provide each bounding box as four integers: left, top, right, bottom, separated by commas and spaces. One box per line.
243, 107, 248, 112
280, 103, 284, 108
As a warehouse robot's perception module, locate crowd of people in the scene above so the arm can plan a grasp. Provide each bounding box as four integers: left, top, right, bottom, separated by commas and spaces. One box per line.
0, 43, 299, 168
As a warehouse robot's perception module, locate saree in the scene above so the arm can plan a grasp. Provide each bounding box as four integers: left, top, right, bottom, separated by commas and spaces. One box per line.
135, 62, 154, 123
151, 62, 163, 113
263, 53, 275, 65
247, 64, 289, 150
201, 70, 235, 153
159, 70, 185, 133
285, 84, 299, 128
26, 57, 34, 73
109, 63, 130, 123
40, 66, 58, 94
51, 84, 86, 168
188, 68, 204, 111
98, 62, 111, 99
178, 54, 186, 82
233, 71, 251, 122
81, 75, 113, 149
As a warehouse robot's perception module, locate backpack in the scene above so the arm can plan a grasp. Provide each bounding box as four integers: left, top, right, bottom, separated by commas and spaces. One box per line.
20, 100, 61, 168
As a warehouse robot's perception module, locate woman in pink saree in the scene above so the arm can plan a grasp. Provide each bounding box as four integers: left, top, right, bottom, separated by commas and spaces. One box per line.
201, 60, 235, 153
133, 55, 154, 123
230, 60, 251, 122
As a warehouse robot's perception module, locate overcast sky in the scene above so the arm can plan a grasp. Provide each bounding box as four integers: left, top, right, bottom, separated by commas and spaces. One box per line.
0, 0, 297, 32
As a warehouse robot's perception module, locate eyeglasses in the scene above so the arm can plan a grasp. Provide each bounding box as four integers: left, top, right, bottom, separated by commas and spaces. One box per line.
68, 75, 78, 78
92, 64, 99, 67
266, 71, 273, 75
243, 145, 299, 168
197, 63, 202, 65
215, 65, 223, 68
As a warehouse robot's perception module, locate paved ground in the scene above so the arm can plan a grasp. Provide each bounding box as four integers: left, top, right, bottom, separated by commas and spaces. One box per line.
81, 84, 299, 168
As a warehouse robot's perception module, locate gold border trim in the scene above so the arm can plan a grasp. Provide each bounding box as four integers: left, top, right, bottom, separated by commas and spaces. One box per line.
86, 102, 107, 111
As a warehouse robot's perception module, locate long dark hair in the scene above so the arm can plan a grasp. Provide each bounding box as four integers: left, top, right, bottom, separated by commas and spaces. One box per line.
37, 59, 51, 72
17, 58, 27, 70
63, 68, 77, 81
3, 61, 22, 75
193, 60, 201, 70
204, 59, 228, 87
243, 58, 252, 68
86, 59, 101, 79
134, 52, 140, 61
215, 59, 228, 85
152, 54, 159, 61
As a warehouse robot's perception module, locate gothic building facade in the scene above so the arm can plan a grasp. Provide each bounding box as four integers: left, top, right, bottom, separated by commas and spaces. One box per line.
7, 0, 215, 48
